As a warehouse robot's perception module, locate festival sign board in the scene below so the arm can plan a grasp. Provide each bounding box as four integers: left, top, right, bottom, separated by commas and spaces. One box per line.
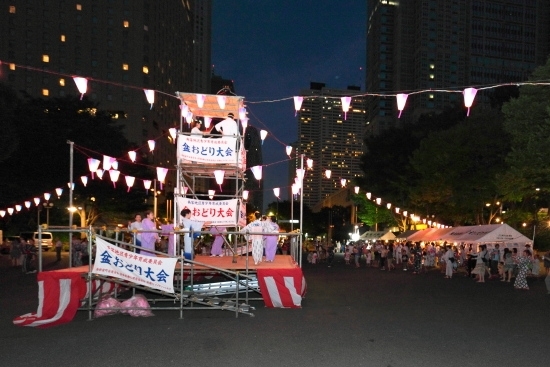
176, 197, 246, 227
177, 135, 246, 169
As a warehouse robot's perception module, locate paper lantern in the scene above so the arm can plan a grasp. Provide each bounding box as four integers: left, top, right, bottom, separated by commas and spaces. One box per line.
96, 169, 104, 180
463, 87, 477, 116
204, 117, 212, 129
180, 103, 189, 117
156, 167, 168, 190
15, 205, 22, 212
0, 210, 5, 217
87, 158, 101, 179
72, 77, 87, 100
144, 89, 155, 109
242, 190, 249, 201
325, 170, 332, 179
185, 111, 193, 124
366, 192, 371, 200
239, 107, 247, 120
273, 187, 280, 198
354, 186, 360, 194
395, 207, 400, 214
241, 117, 248, 132
7, 208, 14, 215
103, 155, 113, 170
386, 203, 392, 209
216, 95, 226, 109
260, 130, 268, 145
147, 140, 155, 152
196, 94, 205, 108
341, 96, 351, 120
251, 165, 262, 182
293, 96, 304, 116
213, 170, 225, 191
341, 178, 347, 187
44, 192, 51, 201
168, 128, 177, 141
125, 176, 135, 192
296, 168, 305, 182
306, 159, 313, 169
56, 188, 63, 198
286, 146, 293, 157
291, 183, 300, 195
294, 176, 302, 191
24, 201, 31, 208
128, 151, 137, 162
67, 182, 75, 190
81, 176, 88, 187
376, 198, 381, 205
403, 210, 408, 217
143, 180, 152, 193
109, 170, 120, 188
208, 189, 215, 200
182, 186, 188, 196
396, 93, 408, 118
111, 160, 118, 170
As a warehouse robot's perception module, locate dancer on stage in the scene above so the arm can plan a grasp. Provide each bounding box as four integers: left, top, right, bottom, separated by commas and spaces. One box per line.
141, 210, 160, 257
241, 211, 269, 265
209, 225, 226, 257
263, 215, 280, 262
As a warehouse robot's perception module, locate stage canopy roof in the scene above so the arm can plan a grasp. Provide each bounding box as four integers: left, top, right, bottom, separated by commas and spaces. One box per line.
176, 92, 245, 119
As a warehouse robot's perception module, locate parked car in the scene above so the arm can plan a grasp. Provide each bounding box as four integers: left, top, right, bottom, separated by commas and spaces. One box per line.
19, 232, 53, 251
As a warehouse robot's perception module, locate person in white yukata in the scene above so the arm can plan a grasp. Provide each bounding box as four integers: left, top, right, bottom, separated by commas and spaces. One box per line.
241, 212, 270, 265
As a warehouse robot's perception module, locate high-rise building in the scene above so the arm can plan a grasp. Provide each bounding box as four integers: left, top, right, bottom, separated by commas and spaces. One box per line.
0, 0, 212, 172
297, 83, 367, 211
366, 0, 550, 136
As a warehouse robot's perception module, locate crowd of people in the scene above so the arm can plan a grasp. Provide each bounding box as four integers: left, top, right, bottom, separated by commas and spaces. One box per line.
306, 240, 547, 291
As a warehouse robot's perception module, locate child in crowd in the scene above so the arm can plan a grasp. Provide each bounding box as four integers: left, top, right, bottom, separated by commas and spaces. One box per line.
402, 250, 409, 271
344, 248, 351, 265
366, 250, 372, 267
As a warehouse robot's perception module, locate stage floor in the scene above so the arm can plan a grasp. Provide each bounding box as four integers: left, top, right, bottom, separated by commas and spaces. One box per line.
185, 254, 298, 271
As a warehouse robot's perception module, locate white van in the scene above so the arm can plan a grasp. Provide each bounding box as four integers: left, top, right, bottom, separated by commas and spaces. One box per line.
19, 231, 54, 251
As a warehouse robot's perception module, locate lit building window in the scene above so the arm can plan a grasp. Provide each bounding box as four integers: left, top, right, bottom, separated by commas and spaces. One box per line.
429, 94, 434, 99
42, 54, 50, 63
42, 89, 49, 96
59, 78, 65, 86
429, 74, 434, 79
9, 63, 16, 70
60, 34, 66, 42
76, 4, 82, 10
9, 5, 16, 13
123, 20, 129, 28
122, 63, 129, 70
142, 66, 149, 74
430, 63, 435, 69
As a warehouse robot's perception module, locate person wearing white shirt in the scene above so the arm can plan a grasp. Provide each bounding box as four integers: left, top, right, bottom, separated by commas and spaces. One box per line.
129, 214, 143, 254
214, 113, 238, 136
442, 246, 455, 279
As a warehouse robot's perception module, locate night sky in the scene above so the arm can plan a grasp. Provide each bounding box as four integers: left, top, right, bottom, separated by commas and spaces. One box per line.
212, 0, 366, 208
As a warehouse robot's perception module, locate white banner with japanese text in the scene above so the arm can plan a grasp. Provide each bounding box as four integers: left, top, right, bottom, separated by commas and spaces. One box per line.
92, 238, 178, 294
176, 197, 246, 227
177, 134, 246, 168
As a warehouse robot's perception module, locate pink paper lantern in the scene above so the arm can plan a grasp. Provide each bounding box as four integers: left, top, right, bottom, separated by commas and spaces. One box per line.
144, 89, 155, 109
251, 165, 262, 182
366, 192, 371, 200
109, 170, 120, 188
286, 146, 293, 157
87, 158, 101, 179
96, 169, 104, 180
325, 170, 332, 179
128, 151, 137, 162
273, 187, 280, 198
0, 210, 5, 217
147, 140, 156, 152
7, 208, 14, 215
196, 94, 206, 108
463, 88, 477, 116
182, 186, 189, 196
208, 189, 215, 199
55, 188, 63, 198
239, 107, 247, 120
341, 96, 351, 120
103, 155, 113, 170
143, 180, 152, 194
296, 168, 305, 182
216, 95, 226, 109
354, 186, 360, 194
260, 130, 268, 145
306, 159, 313, 169
156, 167, 168, 190
396, 93, 408, 118
15, 204, 22, 212
341, 178, 347, 187
25, 201, 31, 208
81, 176, 88, 187
180, 103, 189, 117
213, 170, 225, 191
125, 176, 135, 192
204, 117, 212, 129
293, 96, 304, 116
242, 190, 249, 201
241, 117, 248, 132
168, 128, 177, 141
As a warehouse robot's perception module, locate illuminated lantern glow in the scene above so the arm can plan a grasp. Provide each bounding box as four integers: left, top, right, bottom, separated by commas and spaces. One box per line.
196, 94, 206, 108
325, 170, 332, 179
341, 96, 352, 120
204, 117, 212, 129
354, 186, 360, 194
111, 160, 118, 170
7, 208, 14, 215
463, 87, 478, 116
341, 178, 347, 187
103, 155, 113, 170
293, 96, 303, 116
81, 176, 88, 187
128, 151, 137, 162
396, 93, 408, 118
239, 107, 247, 120
67, 182, 75, 190
306, 158, 313, 169
366, 192, 371, 200
15, 204, 22, 212
286, 146, 293, 157
180, 103, 189, 117
56, 188, 63, 198
144, 89, 155, 109
240, 117, 248, 132
242, 190, 249, 201
208, 189, 215, 200
25, 201, 31, 208
386, 203, 392, 209
168, 128, 177, 142
156, 167, 169, 190
143, 180, 152, 193
96, 169, 104, 180
292, 183, 300, 196
296, 168, 305, 182
273, 187, 280, 198
294, 177, 302, 191
44, 192, 51, 201
213, 170, 225, 191
395, 207, 400, 214
251, 165, 262, 182
147, 140, 156, 152
376, 198, 381, 205
260, 130, 268, 145
72, 76, 87, 100
182, 186, 188, 196
109, 170, 120, 188
403, 210, 408, 217
217, 95, 227, 109
0, 210, 5, 217
87, 158, 101, 179
185, 111, 193, 124
125, 176, 135, 192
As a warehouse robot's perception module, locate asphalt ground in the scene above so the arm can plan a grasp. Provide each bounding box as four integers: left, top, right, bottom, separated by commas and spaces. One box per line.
1, 251, 549, 367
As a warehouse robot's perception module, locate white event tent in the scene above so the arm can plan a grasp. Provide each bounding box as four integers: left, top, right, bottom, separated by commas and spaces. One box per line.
359, 230, 396, 241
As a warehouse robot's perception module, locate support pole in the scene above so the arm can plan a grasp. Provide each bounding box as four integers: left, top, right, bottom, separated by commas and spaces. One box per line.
68, 140, 74, 268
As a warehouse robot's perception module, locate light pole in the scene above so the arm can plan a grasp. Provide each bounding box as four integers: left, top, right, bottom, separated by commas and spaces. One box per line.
44, 202, 54, 226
